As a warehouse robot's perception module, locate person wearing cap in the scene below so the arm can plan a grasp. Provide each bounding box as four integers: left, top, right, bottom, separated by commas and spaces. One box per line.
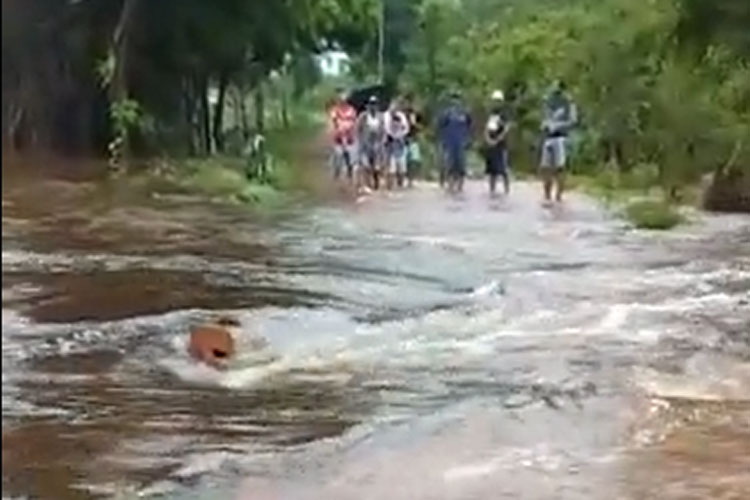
483, 89, 512, 196
436, 90, 473, 194
356, 95, 387, 190
328, 88, 358, 182
539, 80, 577, 203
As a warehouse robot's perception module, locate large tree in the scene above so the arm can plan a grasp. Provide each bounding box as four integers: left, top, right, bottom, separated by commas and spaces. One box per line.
1, 0, 376, 158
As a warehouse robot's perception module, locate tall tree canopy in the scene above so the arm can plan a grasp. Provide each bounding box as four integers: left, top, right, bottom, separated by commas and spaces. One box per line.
2, 0, 376, 157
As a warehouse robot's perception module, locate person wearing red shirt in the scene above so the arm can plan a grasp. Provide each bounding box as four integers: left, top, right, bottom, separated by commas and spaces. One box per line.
328, 89, 358, 181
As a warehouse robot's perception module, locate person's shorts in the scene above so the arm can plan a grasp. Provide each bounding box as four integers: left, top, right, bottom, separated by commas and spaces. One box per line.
358, 144, 382, 171
485, 146, 509, 176
331, 142, 356, 176
407, 141, 422, 165
443, 144, 466, 178
386, 140, 407, 175
389, 149, 408, 175
540, 136, 567, 170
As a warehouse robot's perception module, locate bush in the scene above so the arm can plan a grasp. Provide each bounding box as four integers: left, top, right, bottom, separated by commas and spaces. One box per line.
624, 199, 683, 230
181, 163, 247, 198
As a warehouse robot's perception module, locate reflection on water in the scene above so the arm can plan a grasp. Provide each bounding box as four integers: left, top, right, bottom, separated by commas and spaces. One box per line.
2, 167, 750, 499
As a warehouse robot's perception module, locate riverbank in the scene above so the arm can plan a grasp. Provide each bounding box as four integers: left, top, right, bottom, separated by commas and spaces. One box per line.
130, 124, 326, 209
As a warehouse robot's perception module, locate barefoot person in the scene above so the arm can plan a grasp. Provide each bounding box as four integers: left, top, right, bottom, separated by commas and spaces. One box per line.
356, 95, 387, 190
328, 88, 358, 182
385, 98, 410, 189
437, 90, 472, 194
539, 81, 577, 203
483, 90, 511, 196
403, 92, 423, 187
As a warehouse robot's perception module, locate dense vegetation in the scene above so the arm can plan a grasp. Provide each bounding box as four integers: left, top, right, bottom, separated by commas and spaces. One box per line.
3, 0, 749, 213
2, 0, 376, 160
396, 0, 750, 203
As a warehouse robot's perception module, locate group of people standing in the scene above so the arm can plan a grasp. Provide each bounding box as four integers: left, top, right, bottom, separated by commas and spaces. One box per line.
328, 80, 577, 203
328, 90, 422, 193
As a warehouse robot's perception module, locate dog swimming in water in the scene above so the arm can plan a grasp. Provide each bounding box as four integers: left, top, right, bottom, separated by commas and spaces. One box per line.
187, 316, 238, 369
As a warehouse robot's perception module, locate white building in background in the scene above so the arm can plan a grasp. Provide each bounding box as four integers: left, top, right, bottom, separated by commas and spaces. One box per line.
316, 50, 351, 77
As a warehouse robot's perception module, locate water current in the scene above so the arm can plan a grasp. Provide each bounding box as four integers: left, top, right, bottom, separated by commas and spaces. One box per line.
2, 166, 749, 499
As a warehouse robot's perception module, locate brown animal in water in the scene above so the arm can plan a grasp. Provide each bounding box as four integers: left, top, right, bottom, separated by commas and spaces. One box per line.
188, 316, 238, 369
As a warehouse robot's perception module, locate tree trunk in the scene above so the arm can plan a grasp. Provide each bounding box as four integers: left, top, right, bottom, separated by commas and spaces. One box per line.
254, 82, 265, 134
231, 86, 242, 138
212, 71, 229, 153
236, 84, 249, 140
198, 74, 211, 155
182, 77, 196, 155
109, 0, 140, 165
378, 0, 385, 84
280, 74, 290, 129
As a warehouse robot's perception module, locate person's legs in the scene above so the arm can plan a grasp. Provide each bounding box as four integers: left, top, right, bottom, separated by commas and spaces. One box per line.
331, 145, 342, 180
438, 146, 447, 189
447, 145, 462, 193
553, 137, 567, 202
402, 146, 410, 188
488, 147, 509, 196
407, 141, 420, 187
555, 169, 566, 202
456, 147, 466, 193
344, 143, 355, 181
540, 139, 554, 201
385, 145, 394, 190
363, 146, 376, 190
396, 159, 404, 188
502, 149, 510, 194
372, 148, 387, 191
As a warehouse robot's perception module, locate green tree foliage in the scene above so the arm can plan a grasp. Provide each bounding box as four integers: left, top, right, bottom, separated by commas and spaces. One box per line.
402, 0, 750, 199
2, 0, 376, 159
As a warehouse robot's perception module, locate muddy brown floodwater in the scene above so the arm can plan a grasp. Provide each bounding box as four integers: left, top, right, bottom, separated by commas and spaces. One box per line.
2, 159, 750, 500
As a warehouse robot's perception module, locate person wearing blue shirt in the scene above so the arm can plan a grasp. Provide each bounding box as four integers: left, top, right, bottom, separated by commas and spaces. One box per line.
437, 90, 473, 194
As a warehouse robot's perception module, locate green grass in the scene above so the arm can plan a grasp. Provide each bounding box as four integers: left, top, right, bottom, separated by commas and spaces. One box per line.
132, 120, 322, 208
567, 164, 690, 230
180, 159, 248, 197
129, 155, 287, 209
624, 199, 683, 230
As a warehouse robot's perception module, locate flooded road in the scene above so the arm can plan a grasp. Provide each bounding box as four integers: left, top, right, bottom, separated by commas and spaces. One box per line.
2, 166, 750, 499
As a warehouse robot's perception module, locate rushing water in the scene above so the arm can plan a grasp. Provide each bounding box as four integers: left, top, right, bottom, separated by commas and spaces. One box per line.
2, 166, 750, 499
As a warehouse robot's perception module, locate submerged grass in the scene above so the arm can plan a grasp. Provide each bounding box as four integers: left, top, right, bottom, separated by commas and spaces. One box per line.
569, 164, 688, 230
624, 199, 683, 230
130, 122, 323, 209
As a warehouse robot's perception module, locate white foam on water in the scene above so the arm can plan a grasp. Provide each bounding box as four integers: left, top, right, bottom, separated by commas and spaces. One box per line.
598, 304, 630, 331
633, 353, 750, 402
443, 460, 498, 481
469, 280, 503, 298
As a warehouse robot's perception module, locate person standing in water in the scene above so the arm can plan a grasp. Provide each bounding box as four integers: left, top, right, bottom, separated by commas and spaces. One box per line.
356, 95, 387, 191
402, 92, 423, 188
483, 90, 511, 196
539, 80, 577, 203
328, 88, 358, 181
384, 97, 411, 189
437, 90, 472, 194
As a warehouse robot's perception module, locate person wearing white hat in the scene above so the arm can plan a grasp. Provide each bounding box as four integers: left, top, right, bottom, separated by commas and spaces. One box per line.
483, 89, 511, 196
